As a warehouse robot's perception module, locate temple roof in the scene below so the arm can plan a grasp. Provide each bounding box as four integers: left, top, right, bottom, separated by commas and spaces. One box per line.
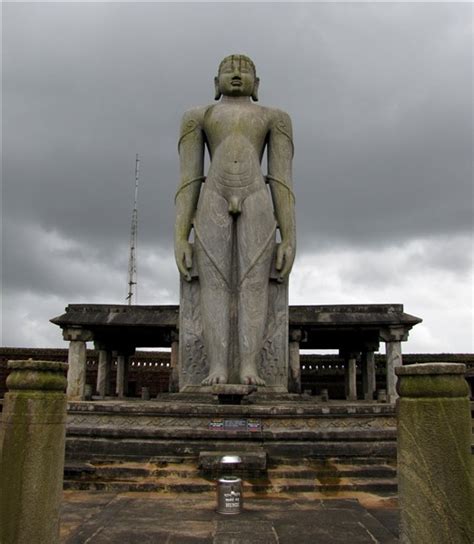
51, 304, 422, 351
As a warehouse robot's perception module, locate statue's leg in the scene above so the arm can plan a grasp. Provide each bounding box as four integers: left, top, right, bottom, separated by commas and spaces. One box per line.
237, 189, 276, 386
194, 189, 233, 385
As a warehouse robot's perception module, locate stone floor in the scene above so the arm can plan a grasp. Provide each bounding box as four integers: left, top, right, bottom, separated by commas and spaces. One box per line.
60, 491, 399, 543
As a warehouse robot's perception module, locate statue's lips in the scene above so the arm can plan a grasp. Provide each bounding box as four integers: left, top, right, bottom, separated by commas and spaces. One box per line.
231, 80, 242, 86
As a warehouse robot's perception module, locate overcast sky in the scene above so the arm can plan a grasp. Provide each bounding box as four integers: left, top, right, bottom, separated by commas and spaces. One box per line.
2, 2, 472, 353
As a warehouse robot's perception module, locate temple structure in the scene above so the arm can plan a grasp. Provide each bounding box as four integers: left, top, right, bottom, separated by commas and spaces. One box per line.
51, 303, 421, 404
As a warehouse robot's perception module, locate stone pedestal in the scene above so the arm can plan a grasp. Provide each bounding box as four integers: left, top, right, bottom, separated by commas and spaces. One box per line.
0, 360, 68, 544
64, 328, 93, 401
212, 384, 257, 405
396, 363, 474, 543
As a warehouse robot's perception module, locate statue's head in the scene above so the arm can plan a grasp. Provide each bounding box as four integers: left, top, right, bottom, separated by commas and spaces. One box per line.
215, 54, 259, 101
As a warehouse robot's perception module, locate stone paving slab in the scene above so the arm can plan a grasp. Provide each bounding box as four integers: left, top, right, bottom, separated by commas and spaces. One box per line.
61, 492, 399, 544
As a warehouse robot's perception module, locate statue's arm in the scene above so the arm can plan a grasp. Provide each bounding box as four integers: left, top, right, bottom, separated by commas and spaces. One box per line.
267, 109, 296, 281
175, 107, 205, 281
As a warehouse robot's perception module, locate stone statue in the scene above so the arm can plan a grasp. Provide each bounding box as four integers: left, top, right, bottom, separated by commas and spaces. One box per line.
175, 54, 296, 386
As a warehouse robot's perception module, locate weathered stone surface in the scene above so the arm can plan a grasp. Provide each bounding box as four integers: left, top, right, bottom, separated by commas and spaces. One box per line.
63, 456, 398, 495
96, 349, 112, 397
65, 331, 91, 401
175, 55, 295, 388
66, 343, 85, 400
64, 399, 397, 460
396, 363, 474, 543
179, 267, 289, 389
343, 352, 358, 401
361, 350, 376, 400
60, 494, 399, 543
0, 360, 67, 544
116, 354, 130, 398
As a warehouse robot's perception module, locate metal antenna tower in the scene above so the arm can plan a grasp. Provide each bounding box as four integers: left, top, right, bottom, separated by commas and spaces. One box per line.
126, 154, 140, 305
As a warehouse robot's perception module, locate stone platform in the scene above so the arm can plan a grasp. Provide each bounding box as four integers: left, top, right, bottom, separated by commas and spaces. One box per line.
66, 397, 396, 461
64, 396, 398, 496
60, 492, 399, 543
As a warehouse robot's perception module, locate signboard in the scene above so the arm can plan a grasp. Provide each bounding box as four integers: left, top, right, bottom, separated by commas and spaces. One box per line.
209, 418, 262, 432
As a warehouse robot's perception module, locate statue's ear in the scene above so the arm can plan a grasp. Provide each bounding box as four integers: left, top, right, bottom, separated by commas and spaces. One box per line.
214, 77, 222, 101
251, 77, 260, 102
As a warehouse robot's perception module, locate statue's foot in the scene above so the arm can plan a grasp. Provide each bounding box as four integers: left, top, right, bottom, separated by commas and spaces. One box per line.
240, 371, 266, 386
201, 373, 228, 386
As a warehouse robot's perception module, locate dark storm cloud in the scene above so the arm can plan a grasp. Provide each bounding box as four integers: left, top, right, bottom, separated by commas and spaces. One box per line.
2, 2, 472, 348
290, 3, 472, 250
3, 218, 128, 299
4, 3, 471, 246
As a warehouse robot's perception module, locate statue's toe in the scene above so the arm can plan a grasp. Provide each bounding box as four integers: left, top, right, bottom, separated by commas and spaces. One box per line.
241, 374, 266, 386
202, 374, 228, 386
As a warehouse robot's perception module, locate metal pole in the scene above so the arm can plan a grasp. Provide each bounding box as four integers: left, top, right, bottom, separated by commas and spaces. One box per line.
126, 153, 140, 305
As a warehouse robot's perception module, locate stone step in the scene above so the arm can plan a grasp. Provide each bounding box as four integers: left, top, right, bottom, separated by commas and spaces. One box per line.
63, 479, 213, 493
267, 464, 397, 479
304, 456, 396, 466
66, 436, 397, 460
63, 476, 397, 495
246, 477, 398, 494
64, 461, 200, 481
65, 465, 396, 482
64, 458, 396, 482
63, 455, 398, 496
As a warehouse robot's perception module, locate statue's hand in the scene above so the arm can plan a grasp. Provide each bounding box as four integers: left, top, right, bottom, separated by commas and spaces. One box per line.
175, 239, 193, 282
275, 241, 295, 282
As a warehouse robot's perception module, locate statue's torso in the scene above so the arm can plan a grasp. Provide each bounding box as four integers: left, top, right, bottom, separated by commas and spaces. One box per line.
203, 103, 271, 210
203, 102, 269, 157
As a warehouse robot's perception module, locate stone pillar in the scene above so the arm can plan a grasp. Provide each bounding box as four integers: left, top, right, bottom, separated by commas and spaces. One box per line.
396, 363, 474, 543
385, 341, 401, 402
342, 351, 358, 401
116, 354, 127, 398
361, 350, 376, 400
96, 347, 112, 397
169, 331, 179, 393
380, 326, 408, 403
116, 349, 133, 398
0, 360, 68, 544
288, 329, 302, 394
63, 327, 93, 401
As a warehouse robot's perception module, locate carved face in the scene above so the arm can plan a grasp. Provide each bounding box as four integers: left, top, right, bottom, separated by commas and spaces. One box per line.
216, 55, 258, 98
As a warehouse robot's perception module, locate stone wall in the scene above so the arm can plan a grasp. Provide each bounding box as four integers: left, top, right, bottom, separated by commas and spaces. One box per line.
0, 348, 171, 398
301, 353, 474, 400
0, 348, 472, 399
